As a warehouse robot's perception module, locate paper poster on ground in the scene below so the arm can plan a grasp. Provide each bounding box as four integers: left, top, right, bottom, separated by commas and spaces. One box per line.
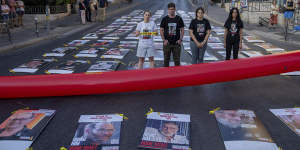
69, 114, 123, 150
0, 109, 55, 150
139, 112, 191, 150
215, 110, 279, 150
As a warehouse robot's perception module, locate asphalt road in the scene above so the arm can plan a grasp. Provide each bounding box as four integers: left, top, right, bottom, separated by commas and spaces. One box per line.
0, 0, 299, 150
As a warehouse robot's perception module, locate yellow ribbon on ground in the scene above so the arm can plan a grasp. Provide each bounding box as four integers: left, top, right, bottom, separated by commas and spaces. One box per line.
118, 113, 128, 120
209, 107, 221, 115
145, 107, 154, 116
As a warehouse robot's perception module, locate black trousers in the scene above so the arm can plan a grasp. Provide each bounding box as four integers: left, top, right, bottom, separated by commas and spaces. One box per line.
85, 7, 91, 22
225, 39, 240, 60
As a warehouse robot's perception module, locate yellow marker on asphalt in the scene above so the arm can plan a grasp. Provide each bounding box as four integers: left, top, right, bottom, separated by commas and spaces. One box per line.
209, 107, 221, 115
118, 114, 128, 120
145, 107, 154, 116
60, 147, 68, 150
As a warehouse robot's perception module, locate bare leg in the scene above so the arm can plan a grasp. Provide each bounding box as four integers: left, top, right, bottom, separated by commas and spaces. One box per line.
149, 57, 155, 68
138, 57, 145, 70
20, 16, 23, 26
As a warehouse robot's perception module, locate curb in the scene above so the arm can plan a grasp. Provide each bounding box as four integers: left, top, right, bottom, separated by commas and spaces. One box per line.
0, 0, 148, 53
188, 0, 300, 47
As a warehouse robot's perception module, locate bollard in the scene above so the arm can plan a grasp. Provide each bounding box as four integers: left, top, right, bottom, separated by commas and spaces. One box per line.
35, 17, 39, 37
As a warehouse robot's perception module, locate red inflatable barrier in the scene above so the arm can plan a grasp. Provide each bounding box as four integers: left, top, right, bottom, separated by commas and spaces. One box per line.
1, 50, 300, 99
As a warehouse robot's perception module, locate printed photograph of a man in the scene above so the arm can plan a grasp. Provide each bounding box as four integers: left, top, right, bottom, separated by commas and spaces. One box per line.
0, 110, 45, 140
73, 122, 121, 146
142, 120, 189, 145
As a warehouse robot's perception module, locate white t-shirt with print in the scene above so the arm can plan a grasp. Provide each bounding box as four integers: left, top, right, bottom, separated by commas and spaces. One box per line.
136, 21, 157, 47
1, 5, 10, 15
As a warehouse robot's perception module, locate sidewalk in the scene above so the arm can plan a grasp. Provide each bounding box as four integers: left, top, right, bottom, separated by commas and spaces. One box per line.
189, 0, 300, 47
0, 0, 147, 53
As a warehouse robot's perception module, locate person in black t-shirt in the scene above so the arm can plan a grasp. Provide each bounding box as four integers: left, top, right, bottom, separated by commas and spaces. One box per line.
84, 0, 91, 22
224, 7, 243, 60
98, 0, 108, 22
160, 2, 185, 67
79, 0, 86, 24
189, 7, 211, 64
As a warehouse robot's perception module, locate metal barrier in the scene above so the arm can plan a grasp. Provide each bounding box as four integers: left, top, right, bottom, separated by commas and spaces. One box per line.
230, 0, 272, 12
25, 5, 67, 14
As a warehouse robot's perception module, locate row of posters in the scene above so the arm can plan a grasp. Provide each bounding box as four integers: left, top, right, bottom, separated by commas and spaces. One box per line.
0, 108, 300, 150
0, 108, 299, 150
8, 9, 165, 74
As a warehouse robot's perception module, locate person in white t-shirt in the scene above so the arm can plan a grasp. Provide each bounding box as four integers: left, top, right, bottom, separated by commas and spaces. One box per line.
136, 10, 158, 69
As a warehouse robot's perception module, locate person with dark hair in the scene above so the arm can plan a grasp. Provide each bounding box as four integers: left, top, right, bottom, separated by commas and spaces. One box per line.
284, 0, 295, 27
98, 0, 108, 22
136, 10, 157, 69
90, 0, 98, 22
8, 0, 17, 27
1, 0, 10, 23
15, 0, 24, 26
84, 0, 91, 22
189, 7, 211, 64
224, 7, 243, 60
79, 0, 86, 24
160, 2, 185, 67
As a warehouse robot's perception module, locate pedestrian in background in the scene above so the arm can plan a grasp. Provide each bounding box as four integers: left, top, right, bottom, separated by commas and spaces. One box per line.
224, 7, 244, 60
79, 0, 86, 25
90, 0, 98, 22
98, 0, 108, 22
270, 0, 278, 27
189, 7, 211, 64
84, 0, 91, 22
1, 0, 10, 23
136, 10, 157, 69
284, 0, 295, 27
16, 0, 24, 26
8, 0, 17, 27
160, 2, 185, 67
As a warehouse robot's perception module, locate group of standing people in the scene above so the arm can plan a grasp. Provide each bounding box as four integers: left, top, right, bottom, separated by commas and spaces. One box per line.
79, 0, 108, 25
135, 2, 244, 69
0, 0, 24, 27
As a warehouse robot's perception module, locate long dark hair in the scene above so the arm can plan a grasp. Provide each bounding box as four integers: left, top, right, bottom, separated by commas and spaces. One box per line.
226, 7, 242, 24
195, 7, 205, 18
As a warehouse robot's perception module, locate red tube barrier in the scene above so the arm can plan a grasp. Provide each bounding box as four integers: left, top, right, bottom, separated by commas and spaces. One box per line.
1, 50, 300, 99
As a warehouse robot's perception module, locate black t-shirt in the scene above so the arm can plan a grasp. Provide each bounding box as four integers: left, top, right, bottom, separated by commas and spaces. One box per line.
99, 0, 108, 8
286, 1, 294, 11
160, 15, 185, 45
189, 18, 211, 42
79, 3, 85, 10
84, 0, 90, 7
224, 19, 244, 41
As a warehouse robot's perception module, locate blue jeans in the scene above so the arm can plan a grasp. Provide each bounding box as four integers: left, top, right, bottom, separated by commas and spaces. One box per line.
190, 40, 207, 64
1, 14, 9, 23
